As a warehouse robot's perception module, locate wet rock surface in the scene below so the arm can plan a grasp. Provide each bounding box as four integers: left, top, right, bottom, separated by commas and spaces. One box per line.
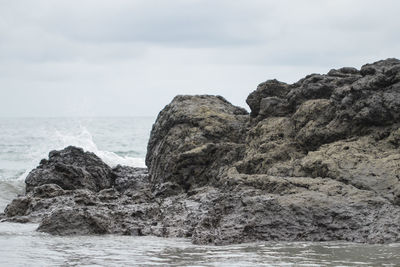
25, 146, 113, 192
2, 58, 400, 244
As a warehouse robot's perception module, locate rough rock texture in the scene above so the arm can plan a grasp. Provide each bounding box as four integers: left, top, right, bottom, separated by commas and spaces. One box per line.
25, 146, 113, 192
2, 58, 400, 245
146, 95, 248, 193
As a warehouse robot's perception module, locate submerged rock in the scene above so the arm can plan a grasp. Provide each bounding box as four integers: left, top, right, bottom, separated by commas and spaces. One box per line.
2, 58, 400, 244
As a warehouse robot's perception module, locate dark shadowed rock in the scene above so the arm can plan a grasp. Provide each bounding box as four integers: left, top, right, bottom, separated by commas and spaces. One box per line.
246, 79, 290, 117
25, 146, 113, 192
112, 165, 152, 201
112, 165, 148, 193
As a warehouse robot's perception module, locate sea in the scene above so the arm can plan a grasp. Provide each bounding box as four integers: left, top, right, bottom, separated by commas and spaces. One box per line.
0, 117, 399, 267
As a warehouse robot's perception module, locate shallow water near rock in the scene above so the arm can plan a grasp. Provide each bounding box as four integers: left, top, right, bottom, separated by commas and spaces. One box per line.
1, 117, 400, 266
1, 223, 399, 266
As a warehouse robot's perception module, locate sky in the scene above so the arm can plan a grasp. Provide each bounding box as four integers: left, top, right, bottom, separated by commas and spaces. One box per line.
0, 0, 399, 117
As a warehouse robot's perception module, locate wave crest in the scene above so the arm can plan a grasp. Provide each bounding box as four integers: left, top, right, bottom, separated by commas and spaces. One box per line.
14, 126, 145, 182
53, 127, 146, 168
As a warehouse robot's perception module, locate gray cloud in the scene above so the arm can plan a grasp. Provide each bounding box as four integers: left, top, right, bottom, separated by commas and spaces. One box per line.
0, 0, 399, 117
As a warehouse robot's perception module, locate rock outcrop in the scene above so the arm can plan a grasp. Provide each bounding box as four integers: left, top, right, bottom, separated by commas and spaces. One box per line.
25, 146, 113, 192
146, 95, 248, 194
2, 58, 400, 245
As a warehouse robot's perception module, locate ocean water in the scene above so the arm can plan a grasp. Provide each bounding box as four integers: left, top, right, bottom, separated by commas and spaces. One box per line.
0, 117, 399, 266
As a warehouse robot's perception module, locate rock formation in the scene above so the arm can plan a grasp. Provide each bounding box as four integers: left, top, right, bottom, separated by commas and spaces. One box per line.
146, 95, 248, 193
1, 58, 400, 244
25, 147, 113, 192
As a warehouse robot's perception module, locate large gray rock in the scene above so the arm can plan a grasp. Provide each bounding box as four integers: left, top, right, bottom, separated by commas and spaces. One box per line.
146, 95, 248, 193
25, 146, 113, 192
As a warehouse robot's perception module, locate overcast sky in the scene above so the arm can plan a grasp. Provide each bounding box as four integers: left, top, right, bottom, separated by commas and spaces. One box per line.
0, 0, 399, 117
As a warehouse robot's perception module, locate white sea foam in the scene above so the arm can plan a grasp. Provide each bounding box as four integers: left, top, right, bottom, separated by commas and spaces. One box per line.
53, 127, 146, 168
15, 126, 145, 182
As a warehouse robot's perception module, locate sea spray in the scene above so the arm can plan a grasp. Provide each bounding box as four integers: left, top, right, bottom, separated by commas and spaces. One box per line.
11, 124, 147, 182
53, 127, 146, 168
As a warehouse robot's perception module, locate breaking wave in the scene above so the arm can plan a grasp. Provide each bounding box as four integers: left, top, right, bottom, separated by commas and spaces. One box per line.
11, 127, 145, 183
53, 127, 146, 168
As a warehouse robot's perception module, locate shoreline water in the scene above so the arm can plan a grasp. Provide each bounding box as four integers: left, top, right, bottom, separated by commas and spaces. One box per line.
1, 221, 399, 266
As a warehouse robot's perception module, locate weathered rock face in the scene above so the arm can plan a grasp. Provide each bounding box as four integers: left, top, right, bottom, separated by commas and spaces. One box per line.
237, 58, 400, 207
190, 179, 400, 244
25, 146, 113, 192
146, 95, 248, 193
2, 58, 400, 245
